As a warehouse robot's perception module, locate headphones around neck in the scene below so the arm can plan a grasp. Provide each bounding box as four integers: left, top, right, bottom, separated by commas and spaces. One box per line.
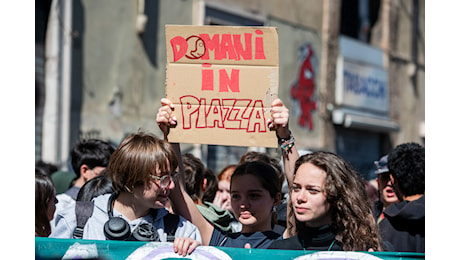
104, 192, 160, 241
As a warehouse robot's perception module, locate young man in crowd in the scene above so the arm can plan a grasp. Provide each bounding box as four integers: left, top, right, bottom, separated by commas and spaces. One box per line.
379, 142, 425, 253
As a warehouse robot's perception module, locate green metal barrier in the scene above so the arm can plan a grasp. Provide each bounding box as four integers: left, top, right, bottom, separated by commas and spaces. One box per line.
36, 237, 425, 260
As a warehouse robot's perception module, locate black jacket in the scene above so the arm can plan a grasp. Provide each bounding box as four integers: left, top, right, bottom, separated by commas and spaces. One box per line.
379, 195, 425, 253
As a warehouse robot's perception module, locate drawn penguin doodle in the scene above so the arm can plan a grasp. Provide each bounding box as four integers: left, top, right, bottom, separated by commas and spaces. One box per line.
290, 44, 318, 131
185, 36, 206, 59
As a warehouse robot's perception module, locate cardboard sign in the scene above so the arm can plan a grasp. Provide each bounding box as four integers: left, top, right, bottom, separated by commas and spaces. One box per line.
165, 25, 279, 147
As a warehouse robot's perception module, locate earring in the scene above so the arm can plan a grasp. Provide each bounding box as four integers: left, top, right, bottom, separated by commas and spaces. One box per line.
272, 206, 277, 212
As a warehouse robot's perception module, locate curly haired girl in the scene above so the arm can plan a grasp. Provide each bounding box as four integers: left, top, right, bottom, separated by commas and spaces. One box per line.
269, 151, 383, 251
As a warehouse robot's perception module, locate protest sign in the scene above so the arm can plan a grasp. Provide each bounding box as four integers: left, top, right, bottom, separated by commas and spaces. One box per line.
165, 25, 279, 147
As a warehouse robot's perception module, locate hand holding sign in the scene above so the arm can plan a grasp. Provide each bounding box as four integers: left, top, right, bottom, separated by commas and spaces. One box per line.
268, 98, 290, 138
173, 237, 201, 257
156, 98, 177, 139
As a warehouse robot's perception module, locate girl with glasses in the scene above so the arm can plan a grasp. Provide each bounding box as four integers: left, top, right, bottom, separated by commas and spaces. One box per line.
51, 132, 201, 257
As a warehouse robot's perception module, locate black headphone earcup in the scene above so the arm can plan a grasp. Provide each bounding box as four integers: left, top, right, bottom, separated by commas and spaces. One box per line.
104, 217, 131, 240
131, 223, 160, 242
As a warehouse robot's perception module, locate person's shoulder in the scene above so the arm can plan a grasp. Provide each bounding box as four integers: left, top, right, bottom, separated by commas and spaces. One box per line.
55, 194, 76, 215
209, 225, 226, 245
406, 195, 425, 213
262, 229, 283, 239
272, 224, 286, 236
52, 198, 78, 231
56, 193, 73, 202
268, 235, 302, 249
413, 194, 425, 205
92, 193, 111, 211
382, 200, 407, 217
384, 195, 425, 219
268, 235, 299, 248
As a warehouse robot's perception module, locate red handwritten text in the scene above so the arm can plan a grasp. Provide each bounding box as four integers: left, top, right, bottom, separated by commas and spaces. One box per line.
179, 96, 267, 133
170, 30, 266, 62
201, 63, 240, 92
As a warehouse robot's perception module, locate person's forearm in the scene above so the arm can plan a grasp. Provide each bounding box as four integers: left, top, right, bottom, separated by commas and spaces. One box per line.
278, 131, 299, 238
169, 142, 214, 245
277, 129, 299, 187
282, 143, 299, 187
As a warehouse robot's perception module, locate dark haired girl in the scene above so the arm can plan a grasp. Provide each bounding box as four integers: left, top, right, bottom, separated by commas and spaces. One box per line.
157, 98, 283, 252
35, 170, 57, 237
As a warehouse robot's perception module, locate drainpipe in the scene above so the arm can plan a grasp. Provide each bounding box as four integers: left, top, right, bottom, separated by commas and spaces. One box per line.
411, 0, 419, 96
192, 0, 206, 159
43, 0, 72, 169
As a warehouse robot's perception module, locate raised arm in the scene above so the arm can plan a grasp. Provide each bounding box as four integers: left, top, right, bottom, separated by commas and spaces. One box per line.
156, 98, 215, 246
268, 98, 299, 238
268, 98, 299, 187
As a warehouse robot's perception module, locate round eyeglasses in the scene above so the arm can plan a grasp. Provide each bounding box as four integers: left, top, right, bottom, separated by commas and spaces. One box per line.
150, 172, 177, 189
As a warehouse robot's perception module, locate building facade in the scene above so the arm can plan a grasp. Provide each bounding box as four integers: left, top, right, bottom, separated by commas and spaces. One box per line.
35, 0, 424, 179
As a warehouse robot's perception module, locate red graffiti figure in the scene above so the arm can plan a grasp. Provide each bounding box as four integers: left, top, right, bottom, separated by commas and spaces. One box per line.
290, 44, 317, 130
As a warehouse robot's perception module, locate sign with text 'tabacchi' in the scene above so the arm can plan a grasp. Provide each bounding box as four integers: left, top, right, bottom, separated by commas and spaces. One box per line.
165, 25, 279, 147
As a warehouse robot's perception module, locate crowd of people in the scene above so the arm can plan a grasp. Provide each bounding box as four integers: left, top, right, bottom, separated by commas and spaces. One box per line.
35, 98, 425, 256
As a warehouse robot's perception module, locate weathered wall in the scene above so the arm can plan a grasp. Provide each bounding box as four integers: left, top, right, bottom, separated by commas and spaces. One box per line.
79, 0, 194, 144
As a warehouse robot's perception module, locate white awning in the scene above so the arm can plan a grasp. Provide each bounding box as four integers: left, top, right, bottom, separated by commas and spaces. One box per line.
332, 109, 399, 132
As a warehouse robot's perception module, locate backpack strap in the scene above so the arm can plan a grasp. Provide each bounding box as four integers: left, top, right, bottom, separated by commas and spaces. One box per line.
73, 201, 94, 239
163, 213, 180, 242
